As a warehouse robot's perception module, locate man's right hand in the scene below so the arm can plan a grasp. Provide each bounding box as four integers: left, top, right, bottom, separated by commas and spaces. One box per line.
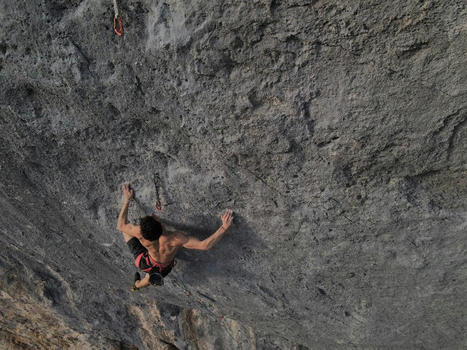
122, 183, 134, 202
181, 209, 234, 251
221, 209, 234, 230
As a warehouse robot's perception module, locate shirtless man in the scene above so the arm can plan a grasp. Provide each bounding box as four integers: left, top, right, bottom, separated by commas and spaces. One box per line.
116, 183, 234, 290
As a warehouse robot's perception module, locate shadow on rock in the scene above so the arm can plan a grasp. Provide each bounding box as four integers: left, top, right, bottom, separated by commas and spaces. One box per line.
165, 213, 265, 288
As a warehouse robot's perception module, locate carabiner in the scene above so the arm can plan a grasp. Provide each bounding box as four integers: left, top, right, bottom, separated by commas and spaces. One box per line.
154, 200, 162, 211
113, 15, 123, 36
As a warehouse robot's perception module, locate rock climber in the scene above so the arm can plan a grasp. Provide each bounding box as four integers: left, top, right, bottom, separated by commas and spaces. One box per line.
116, 183, 234, 290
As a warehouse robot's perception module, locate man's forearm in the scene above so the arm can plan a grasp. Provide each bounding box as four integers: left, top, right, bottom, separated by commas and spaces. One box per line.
203, 225, 229, 250
117, 199, 130, 229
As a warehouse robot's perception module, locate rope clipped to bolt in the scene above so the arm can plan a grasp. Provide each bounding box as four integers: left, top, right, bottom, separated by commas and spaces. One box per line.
112, 0, 123, 36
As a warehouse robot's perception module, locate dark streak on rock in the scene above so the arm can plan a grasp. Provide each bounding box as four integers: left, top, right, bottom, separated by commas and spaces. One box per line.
135, 74, 145, 96
70, 40, 91, 66
302, 101, 314, 139
447, 114, 467, 161
317, 287, 326, 296
197, 291, 216, 303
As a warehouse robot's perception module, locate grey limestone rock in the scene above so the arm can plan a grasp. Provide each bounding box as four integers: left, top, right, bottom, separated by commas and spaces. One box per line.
0, 0, 466, 349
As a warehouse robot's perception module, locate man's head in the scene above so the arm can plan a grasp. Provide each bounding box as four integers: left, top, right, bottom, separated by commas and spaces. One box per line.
140, 216, 163, 241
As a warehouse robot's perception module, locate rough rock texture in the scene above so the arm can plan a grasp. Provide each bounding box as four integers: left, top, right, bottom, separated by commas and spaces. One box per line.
1, 0, 466, 349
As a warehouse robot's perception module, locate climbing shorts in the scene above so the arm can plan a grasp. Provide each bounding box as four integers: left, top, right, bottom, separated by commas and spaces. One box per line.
126, 237, 146, 260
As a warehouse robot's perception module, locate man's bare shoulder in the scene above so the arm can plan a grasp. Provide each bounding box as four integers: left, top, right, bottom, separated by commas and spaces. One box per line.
117, 222, 142, 239
168, 231, 188, 245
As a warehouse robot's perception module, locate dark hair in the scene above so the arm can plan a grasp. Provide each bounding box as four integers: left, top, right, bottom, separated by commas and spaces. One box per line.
140, 216, 163, 241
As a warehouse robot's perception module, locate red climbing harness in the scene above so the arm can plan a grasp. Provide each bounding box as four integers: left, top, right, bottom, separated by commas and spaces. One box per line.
135, 252, 175, 273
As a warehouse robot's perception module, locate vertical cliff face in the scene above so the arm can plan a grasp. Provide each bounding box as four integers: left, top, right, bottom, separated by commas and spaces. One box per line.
1, 0, 466, 349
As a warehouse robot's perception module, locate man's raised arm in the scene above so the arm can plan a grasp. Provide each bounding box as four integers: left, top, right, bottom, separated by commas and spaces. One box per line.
116, 183, 141, 238
180, 209, 234, 250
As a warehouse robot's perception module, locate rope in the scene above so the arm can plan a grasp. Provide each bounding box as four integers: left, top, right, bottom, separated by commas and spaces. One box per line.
112, 0, 119, 17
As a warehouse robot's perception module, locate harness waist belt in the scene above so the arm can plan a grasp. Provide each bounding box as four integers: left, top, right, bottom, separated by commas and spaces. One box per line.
135, 252, 174, 273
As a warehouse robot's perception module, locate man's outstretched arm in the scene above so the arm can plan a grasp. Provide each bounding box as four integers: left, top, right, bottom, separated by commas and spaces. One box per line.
180, 209, 234, 250
116, 183, 141, 238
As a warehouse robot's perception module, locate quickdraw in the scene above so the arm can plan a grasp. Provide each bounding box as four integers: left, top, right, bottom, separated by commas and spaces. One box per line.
130, 175, 163, 216
154, 200, 162, 211
112, 0, 123, 36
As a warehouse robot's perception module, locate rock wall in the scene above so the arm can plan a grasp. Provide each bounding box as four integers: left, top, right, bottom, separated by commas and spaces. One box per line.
0, 0, 466, 349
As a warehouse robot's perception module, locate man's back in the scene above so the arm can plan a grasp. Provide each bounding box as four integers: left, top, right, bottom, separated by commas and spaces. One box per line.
139, 230, 183, 265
